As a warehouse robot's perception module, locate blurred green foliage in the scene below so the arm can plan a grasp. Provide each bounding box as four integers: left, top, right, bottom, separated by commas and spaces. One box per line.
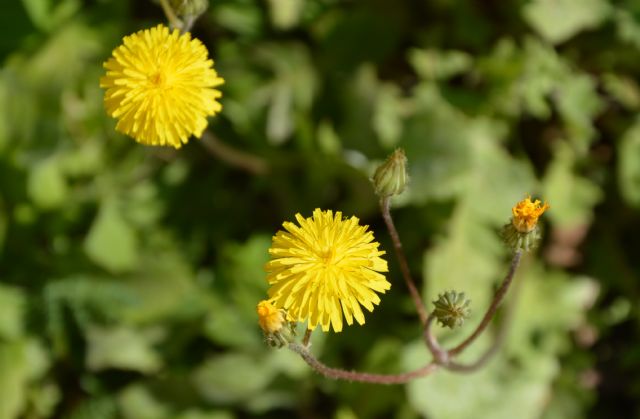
1, 0, 640, 418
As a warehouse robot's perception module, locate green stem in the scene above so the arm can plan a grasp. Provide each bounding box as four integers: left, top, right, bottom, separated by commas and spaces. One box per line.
289, 343, 438, 384
379, 197, 429, 325
200, 131, 269, 175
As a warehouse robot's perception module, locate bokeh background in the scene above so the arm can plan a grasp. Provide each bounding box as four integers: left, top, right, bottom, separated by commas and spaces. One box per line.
1, 0, 640, 418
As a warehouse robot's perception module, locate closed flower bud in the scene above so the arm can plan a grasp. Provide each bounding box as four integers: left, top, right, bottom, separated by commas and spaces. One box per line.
432, 291, 471, 329
170, 0, 209, 18
372, 148, 409, 198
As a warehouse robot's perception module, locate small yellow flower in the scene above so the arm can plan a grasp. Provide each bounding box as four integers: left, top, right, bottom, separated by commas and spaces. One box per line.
257, 300, 286, 334
265, 209, 390, 333
100, 24, 224, 148
511, 196, 550, 233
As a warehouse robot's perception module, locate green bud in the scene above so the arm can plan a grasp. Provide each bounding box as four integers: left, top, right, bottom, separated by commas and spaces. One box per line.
170, 0, 209, 18
371, 148, 409, 198
501, 222, 542, 253
432, 291, 471, 329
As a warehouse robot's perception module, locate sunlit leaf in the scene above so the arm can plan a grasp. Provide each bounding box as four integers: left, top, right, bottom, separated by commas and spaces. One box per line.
86, 326, 163, 373
0, 341, 29, 419
618, 120, 640, 206
27, 158, 68, 210
84, 200, 139, 273
0, 285, 24, 340
523, 0, 611, 44
192, 353, 276, 404
543, 143, 602, 227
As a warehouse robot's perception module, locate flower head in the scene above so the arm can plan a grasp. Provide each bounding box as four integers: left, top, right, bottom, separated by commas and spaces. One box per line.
511, 196, 550, 233
265, 209, 390, 333
100, 24, 224, 148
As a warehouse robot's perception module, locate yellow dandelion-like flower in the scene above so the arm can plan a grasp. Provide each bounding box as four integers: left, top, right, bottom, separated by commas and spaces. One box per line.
257, 300, 286, 334
511, 195, 550, 233
265, 209, 390, 333
100, 24, 224, 148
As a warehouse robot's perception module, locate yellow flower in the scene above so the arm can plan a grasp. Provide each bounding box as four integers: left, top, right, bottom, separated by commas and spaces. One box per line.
511, 196, 550, 233
265, 209, 390, 333
100, 24, 224, 148
257, 300, 286, 334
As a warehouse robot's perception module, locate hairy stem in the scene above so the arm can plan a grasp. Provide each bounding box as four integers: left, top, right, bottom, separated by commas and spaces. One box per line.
423, 316, 449, 365
445, 261, 524, 372
289, 343, 438, 384
447, 250, 523, 357
379, 197, 428, 325
200, 131, 269, 175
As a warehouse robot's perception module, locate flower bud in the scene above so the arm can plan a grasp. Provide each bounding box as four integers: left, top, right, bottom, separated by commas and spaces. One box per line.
501, 196, 549, 252
371, 148, 409, 198
432, 291, 471, 329
170, 0, 209, 19
257, 300, 296, 348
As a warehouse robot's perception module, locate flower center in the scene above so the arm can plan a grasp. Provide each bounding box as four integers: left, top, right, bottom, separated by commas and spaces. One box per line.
318, 247, 338, 266
149, 71, 167, 87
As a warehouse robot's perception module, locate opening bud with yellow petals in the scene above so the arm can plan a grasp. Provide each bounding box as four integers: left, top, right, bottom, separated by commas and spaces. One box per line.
502, 195, 550, 252
257, 300, 296, 348
432, 291, 471, 329
371, 148, 409, 198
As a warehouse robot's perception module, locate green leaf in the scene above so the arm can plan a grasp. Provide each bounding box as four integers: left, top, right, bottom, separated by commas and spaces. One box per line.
0, 78, 9, 152
405, 339, 556, 419
118, 385, 170, 419
555, 74, 604, 154
618, 120, 640, 206
615, 9, 640, 50
86, 326, 163, 373
176, 411, 234, 419
0, 341, 29, 419
84, 200, 139, 273
21, 0, 81, 32
0, 285, 24, 340
373, 83, 407, 147
66, 396, 116, 419
401, 85, 472, 202
523, 0, 611, 45
602, 73, 640, 110
409, 48, 473, 81
266, 0, 303, 30
27, 158, 69, 210
192, 353, 276, 404
266, 81, 294, 144
213, 3, 263, 37
543, 143, 602, 227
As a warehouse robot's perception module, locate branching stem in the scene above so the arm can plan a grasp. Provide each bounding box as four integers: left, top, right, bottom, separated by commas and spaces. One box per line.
447, 250, 522, 357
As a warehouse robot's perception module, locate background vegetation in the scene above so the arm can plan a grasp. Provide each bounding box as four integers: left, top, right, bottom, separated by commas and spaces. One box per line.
1, 0, 640, 417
